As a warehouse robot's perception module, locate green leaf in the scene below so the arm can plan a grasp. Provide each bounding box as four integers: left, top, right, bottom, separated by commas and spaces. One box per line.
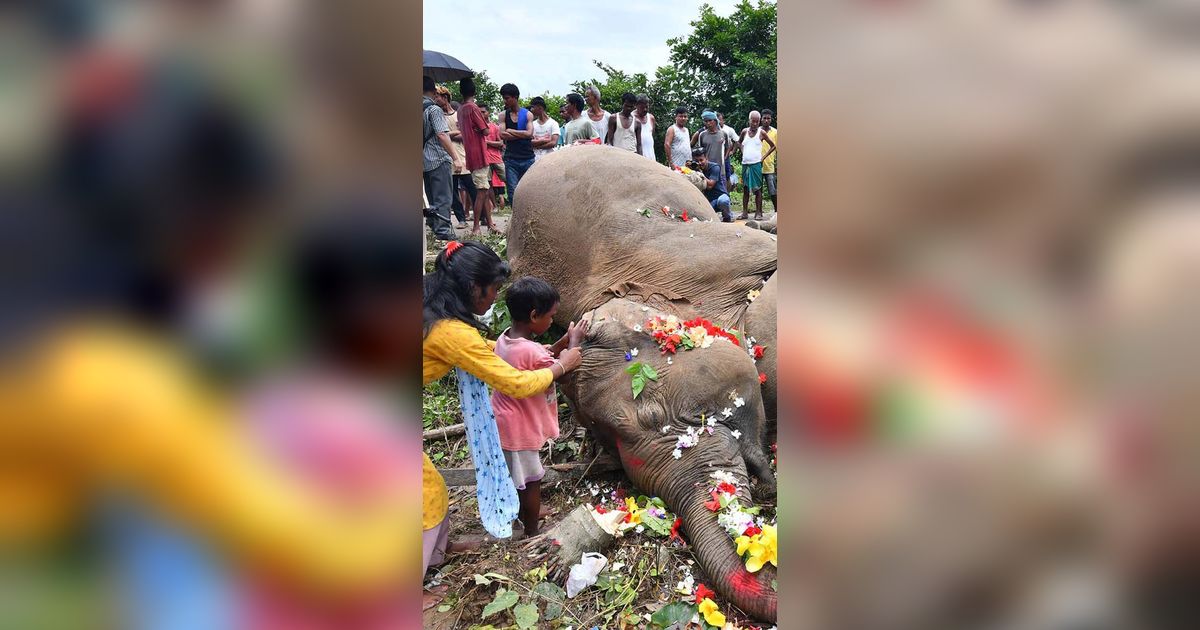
641, 364, 659, 380
625, 362, 642, 375
650, 602, 697, 629
531, 582, 565, 621
473, 574, 491, 585
640, 513, 673, 537
632, 378, 646, 399
513, 603, 539, 629
481, 589, 519, 618
437, 604, 452, 613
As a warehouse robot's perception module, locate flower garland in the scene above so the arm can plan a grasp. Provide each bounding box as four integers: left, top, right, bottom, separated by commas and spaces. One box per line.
646, 315, 741, 355
705, 471, 777, 574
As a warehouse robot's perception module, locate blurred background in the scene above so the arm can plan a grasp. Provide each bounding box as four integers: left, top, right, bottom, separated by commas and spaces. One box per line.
3, 1, 424, 628
776, 1, 1199, 628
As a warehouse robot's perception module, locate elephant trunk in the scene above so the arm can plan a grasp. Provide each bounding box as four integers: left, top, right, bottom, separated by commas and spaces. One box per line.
670, 482, 778, 623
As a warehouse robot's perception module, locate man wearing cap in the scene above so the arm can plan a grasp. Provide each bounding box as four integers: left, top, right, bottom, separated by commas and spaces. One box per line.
692, 147, 732, 222
692, 111, 729, 191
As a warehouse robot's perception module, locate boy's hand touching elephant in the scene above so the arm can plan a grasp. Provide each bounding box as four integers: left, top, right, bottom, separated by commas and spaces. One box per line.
567, 319, 590, 348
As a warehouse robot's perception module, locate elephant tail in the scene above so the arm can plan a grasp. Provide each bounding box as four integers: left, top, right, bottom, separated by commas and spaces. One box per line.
673, 483, 778, 623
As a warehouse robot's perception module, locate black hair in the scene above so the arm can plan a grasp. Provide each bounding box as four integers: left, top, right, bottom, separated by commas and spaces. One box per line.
423, 75, 436, 93
530, 96, 546, 108
762, 109, 774, 117
675, 106, 688, 115
500, 83, 520, 98
292, 198, 417, 347
622, 92, 637, 104
566, 93, 585, 112
692, 146, 706, 158
459, 76, 477, 98
423, 240, 511, 335
505, 277, 559, 323
45, 83, 277, 328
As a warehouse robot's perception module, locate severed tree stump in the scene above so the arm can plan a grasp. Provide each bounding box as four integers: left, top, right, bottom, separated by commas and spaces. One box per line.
531, 504, 616, 579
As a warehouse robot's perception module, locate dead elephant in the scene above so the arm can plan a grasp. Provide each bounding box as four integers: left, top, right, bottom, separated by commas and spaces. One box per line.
509, 146, 778, 622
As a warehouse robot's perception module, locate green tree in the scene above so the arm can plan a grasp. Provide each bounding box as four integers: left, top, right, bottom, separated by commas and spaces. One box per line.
443, 69, 501, 113
666, 0, 777, 130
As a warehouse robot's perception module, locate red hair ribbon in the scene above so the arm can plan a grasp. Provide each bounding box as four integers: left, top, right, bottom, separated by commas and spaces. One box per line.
445, 240, 463, 258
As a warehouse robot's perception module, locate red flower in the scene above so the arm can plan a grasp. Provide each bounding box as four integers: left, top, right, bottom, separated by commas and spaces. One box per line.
742, 525, 762, 537
753, 345, 765, 360
624, 511, 633, 523
694, 583, 716, 602
681, 209, 689, 222
704, 490, 722, 512
670, 517, 684, 543
717, 481, 738, 496
759, 372, 768, 384
594, 505, 608, 514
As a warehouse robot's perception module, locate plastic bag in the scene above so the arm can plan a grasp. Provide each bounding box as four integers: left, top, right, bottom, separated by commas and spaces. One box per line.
565, 552, 608, 598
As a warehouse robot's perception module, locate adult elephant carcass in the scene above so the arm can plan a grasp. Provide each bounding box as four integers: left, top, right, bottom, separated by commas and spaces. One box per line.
509, 146, 779, 622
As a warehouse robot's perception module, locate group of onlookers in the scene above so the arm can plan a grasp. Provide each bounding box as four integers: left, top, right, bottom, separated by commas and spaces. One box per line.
423, 76, 779, 237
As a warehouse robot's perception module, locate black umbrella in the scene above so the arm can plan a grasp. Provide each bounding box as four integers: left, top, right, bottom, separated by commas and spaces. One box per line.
423, 50, 474, 83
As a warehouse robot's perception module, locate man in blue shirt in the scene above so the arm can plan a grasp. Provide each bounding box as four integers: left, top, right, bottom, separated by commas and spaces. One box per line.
692, 147, 732, 222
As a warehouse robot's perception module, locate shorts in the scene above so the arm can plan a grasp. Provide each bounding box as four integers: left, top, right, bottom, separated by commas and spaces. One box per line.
742, 162, 763, 191
489, 160, 504, 188
471, 167, 491, 189
764, 173, 777, 196
502, 450, 545, 490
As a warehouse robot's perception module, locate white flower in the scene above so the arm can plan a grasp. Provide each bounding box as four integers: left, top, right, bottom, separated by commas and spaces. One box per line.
686, 426, 696, 436
662, 425, 671, 433
729, 390, 739, 400
672, 448, 682, 459
676, 574, 694, 594
734, 397, 745, 408
707, 417, 716, 427
666, 357, 673, 365
722, 408, 733, 418
689, 233, 694, 238
635, 525, 644, 534
736, 231, 743, 237
633, 324, 642, 332
710, 470, 737, 484
732, 429, 742, 439
641, 306, 650, 312
630, 348, 639, 357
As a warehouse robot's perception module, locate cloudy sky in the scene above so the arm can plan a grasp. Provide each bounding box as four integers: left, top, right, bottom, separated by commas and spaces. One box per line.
424, 0, 746, 96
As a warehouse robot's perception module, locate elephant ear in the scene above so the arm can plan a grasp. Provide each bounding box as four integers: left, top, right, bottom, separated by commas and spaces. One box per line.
604, 281, 699, 320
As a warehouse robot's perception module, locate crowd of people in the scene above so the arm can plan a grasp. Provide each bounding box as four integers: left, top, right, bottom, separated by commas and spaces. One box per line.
422, 76, 779, 237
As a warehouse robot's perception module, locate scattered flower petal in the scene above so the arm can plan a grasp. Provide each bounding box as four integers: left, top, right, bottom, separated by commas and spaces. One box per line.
672, 449, 682, 459
722, 407, 733, 418
734, 397, 745, 408
732, 429, 742, 439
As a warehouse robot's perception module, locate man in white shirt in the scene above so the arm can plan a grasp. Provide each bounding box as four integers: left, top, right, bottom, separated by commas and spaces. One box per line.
584, 86, 611, 141
528, 96, 560, 162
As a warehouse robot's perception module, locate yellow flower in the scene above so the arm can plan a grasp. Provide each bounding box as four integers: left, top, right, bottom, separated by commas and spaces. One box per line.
625, 497, 643, 524
747, 289, 761, 302
740, 525, 778, 573
698, 598, 726, 627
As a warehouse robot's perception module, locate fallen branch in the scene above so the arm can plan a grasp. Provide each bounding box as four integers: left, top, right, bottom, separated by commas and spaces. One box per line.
437, 453, 622, 487
423, 423, 465, 440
